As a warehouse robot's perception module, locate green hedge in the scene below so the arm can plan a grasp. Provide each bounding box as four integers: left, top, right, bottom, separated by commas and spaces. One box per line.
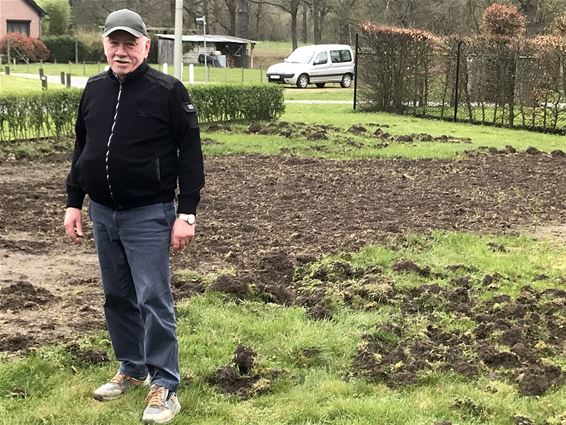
189, 84, 285, 122
42, 35, 82, 62
0, 89, 81, 141
0, 84, 285, 141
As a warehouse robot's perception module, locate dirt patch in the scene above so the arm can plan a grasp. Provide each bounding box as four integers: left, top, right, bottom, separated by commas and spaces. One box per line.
350, 276, 566, 395
207, 344, 288, 399
0, 152, 564, 351
0, 280, 57, 311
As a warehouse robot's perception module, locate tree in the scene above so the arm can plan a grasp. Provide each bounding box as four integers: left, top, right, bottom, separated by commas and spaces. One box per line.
39, 0, 71, 35
481, 3, 527, 37
260, 0, 302, 49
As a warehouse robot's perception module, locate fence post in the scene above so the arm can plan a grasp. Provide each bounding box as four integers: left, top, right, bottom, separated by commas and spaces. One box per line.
39, 67, 44, 78
40, 75, 48, 90
188, 64, 194, 84
453, 41, 463, 122
5, 66, 10, 75
60, 71, 65, 84
241, 67, 244, 83
66, 73, 71, 88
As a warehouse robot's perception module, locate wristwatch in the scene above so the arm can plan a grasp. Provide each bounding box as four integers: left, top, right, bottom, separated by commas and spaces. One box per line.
177, 213, 196, 225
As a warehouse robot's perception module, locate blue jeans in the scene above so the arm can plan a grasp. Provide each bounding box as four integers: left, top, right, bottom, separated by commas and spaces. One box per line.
89, 200, 180, 392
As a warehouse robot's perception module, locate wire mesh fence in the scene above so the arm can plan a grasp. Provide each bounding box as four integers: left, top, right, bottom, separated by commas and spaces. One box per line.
355, 29, 566, 133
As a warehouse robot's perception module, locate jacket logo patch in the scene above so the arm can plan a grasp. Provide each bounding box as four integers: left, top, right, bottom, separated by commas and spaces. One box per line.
182, 103, 196, 113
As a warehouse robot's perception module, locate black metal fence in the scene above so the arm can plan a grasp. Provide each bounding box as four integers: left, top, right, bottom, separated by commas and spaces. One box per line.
354, 32, 566, 134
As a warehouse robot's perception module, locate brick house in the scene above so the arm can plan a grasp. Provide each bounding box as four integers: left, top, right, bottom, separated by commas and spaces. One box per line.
0, 0, 46, 38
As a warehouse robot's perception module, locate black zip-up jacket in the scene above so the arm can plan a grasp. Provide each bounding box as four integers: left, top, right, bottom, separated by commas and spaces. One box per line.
66, 62, 204, 214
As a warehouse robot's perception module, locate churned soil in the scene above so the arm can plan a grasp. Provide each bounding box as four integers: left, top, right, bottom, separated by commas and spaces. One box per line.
0, 151, 564, 352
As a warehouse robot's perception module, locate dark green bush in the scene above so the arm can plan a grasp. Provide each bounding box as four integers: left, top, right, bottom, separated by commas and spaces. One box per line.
42, 35, 85, 62
0, 84, 284, 141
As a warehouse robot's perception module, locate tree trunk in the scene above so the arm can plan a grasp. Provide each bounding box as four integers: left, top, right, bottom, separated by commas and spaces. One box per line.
255, 2, 264, 40
237, 0, 250, 38
519, 0, 539, 35
301, 1, 308, 44
313, 0, 321, 44
291, 10, 298, 50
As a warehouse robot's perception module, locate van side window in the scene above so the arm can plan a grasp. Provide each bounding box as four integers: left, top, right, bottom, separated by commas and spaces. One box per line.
331, 50, 352, 63
314, 51, 328, 65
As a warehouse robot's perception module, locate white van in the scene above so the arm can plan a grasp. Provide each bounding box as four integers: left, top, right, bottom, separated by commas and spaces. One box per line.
266, 44, 355, 89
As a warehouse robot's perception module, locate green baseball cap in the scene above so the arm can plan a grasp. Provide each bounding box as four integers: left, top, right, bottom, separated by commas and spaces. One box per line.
103, 9, 148, 37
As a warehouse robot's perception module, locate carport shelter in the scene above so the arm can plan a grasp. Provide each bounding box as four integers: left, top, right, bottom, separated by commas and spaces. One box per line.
156, 34, 256, 68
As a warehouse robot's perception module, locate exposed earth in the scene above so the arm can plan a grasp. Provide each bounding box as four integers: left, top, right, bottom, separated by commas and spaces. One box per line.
0, 150, 565, 372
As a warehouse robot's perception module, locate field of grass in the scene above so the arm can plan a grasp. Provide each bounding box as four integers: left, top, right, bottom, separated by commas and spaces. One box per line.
0, 233, 564, 425
197, 103, 566, 160
3, 63, 269, 85
0, 75, 65, 94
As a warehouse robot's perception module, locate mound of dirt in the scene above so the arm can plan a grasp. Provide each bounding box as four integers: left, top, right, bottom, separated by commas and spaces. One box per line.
207, 344, 288, 399
0, 280, 57, 311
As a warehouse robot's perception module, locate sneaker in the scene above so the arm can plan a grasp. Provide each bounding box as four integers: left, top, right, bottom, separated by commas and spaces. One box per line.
93, 373, 148, 402
142, 385, 181, 424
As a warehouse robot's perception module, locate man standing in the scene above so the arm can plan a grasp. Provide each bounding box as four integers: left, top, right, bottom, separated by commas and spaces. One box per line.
64, 9, 204, 424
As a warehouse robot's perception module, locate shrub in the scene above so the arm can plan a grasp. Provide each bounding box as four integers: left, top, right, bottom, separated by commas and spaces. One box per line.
0, 90, 81, 141
75, 31, 105, 62
0, 33, 50, 62
189, 84, 285, 122
358, 23, 441, 113
42, 35, 83, 62
481, 3, 526, 37
0, 85, 284, 141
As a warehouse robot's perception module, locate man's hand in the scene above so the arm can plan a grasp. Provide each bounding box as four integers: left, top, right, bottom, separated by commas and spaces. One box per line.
64, 207, 84, 242
171, 219, 195, 252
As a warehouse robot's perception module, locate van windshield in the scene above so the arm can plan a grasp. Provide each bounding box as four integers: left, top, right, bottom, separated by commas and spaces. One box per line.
286, 48, 314, 64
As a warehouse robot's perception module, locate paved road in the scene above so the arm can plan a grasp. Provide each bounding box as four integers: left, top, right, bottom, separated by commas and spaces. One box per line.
13, 72, 89, 88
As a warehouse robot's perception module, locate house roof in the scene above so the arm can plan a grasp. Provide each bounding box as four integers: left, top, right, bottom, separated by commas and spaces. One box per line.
24, 0, 47, 17
157, 34, 256, 45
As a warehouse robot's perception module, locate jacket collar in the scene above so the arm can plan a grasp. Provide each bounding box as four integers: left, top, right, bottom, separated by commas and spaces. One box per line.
107, 61, 149, 84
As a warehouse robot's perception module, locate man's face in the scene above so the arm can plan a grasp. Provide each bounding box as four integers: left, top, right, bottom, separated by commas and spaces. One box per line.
103, 31, 150, 79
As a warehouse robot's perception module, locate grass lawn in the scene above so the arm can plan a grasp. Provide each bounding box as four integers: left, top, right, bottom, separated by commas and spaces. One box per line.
3, 63, 269, 85
199, 103, 566, 160
0, 75, 65, 94
0, 233, 564, 424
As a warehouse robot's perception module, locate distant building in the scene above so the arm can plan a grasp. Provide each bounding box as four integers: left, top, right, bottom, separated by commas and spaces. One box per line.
0, 0, 47, 38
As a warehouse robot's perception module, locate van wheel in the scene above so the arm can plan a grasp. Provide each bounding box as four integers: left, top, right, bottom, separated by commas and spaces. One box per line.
340, 74, 353, 88
296, 74, 309, 89
315, 83, 326, 88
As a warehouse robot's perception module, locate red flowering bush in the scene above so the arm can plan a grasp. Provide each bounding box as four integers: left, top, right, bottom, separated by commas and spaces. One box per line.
0, 33, 50, 62
481, 3, 526, 37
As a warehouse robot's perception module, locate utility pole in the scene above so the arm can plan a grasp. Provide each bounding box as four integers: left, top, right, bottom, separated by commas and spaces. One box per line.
174, 0, 183, 80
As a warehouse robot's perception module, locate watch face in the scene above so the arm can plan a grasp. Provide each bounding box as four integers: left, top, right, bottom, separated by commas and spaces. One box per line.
187, 214, 196, 225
